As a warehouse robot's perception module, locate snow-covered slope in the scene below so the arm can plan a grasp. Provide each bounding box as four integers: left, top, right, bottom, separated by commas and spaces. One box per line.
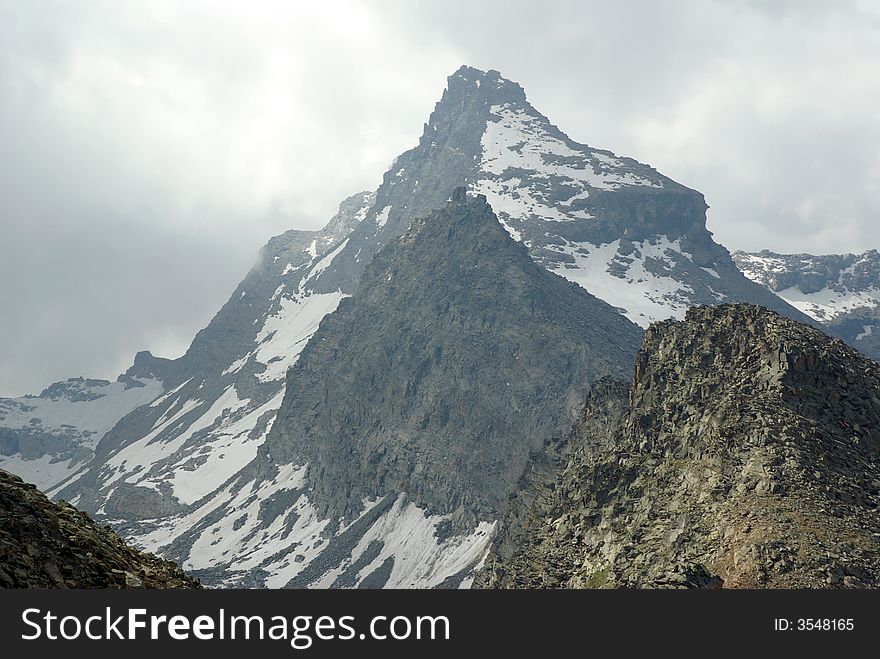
0, 363, 165, 493
62, 192, 373, 521
55, 189, 492, 587
464, 71, 815, 328
48, 66, 820, 589
303, 66, 813, 329
733, 249, 880, 361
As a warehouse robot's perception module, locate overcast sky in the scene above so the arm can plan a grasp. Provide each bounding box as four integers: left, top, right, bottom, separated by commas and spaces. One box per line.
1, 0, 879, 396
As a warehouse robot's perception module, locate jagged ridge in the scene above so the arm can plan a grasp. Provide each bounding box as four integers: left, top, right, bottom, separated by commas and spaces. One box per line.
479, 304, 880, 588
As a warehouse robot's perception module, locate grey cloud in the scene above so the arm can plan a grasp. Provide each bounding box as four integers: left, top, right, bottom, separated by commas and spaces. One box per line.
1, 0, 878, 395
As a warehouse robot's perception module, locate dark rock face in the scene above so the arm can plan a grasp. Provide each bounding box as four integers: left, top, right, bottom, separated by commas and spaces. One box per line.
266, 189, 644, 528
0, 469, 199, 588
102, 485, 179, 520
478, 304, 880, 588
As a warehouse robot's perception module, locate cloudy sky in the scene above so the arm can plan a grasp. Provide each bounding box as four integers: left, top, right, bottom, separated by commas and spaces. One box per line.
1, 0, 879, 396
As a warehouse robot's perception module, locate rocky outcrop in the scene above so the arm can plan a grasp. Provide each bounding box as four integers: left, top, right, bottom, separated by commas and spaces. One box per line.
266, 189, 644, 528
478, 304, 880, 588
0, 469, 199, 588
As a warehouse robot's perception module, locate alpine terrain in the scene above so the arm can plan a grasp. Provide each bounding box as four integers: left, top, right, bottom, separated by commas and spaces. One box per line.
0, 355, 170, 493
1, 66, 835, 588
0, 468, 199, 588
257, 189, 642, 587
478, 304, 880, 588
734, 250, 880, 362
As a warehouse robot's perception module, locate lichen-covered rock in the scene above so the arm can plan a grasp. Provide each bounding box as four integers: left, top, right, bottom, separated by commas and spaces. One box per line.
478, 304, 880, 588
0, 469, 199, 588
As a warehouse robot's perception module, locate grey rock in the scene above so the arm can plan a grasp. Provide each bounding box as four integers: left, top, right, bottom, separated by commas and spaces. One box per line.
266, 189, 644, 528
478, 304, 880, 589
0, 469, 199, 589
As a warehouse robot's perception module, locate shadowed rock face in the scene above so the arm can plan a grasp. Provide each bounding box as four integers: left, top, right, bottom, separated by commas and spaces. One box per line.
0, 469, 199, 588
478, 304, 880, 589
265, 189, 644, 528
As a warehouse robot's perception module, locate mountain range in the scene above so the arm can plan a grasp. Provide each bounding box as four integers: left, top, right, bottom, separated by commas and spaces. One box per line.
1, 66, 876, 588
734, 250, 880, 361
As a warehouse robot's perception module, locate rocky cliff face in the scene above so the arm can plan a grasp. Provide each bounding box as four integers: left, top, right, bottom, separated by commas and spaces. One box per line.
478, 304, 880, 588
734, 249, 880, 361
0, 469, 198, 588
266, 189, 643, 530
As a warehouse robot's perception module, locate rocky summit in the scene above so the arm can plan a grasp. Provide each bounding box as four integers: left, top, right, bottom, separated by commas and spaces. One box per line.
0, 469, 199, 588
478, 304, 880, 588
266, 188, 643, 530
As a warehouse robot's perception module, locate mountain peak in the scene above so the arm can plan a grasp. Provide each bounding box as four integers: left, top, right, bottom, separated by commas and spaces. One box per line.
403, 187, 507, 245
265, 194, 643, 531
445, 65, 526, 101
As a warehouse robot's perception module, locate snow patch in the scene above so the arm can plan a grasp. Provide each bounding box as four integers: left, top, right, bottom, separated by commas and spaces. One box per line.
375, 205, 391, 229
163, 389, 283, 505
344, 495, 495, 588
550, 238, 699, 327
299, 238, 349, 293
222, 354, 250, 376
149, 378, 191, 409
254, 292, 347, 382
471, 103, 659, 231
0, 453, 86, 492
773, 286, 880, 322
102, 396, 204, 487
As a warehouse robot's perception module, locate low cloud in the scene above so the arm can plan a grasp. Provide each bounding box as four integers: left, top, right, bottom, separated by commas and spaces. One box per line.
1, 0, 878, 395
